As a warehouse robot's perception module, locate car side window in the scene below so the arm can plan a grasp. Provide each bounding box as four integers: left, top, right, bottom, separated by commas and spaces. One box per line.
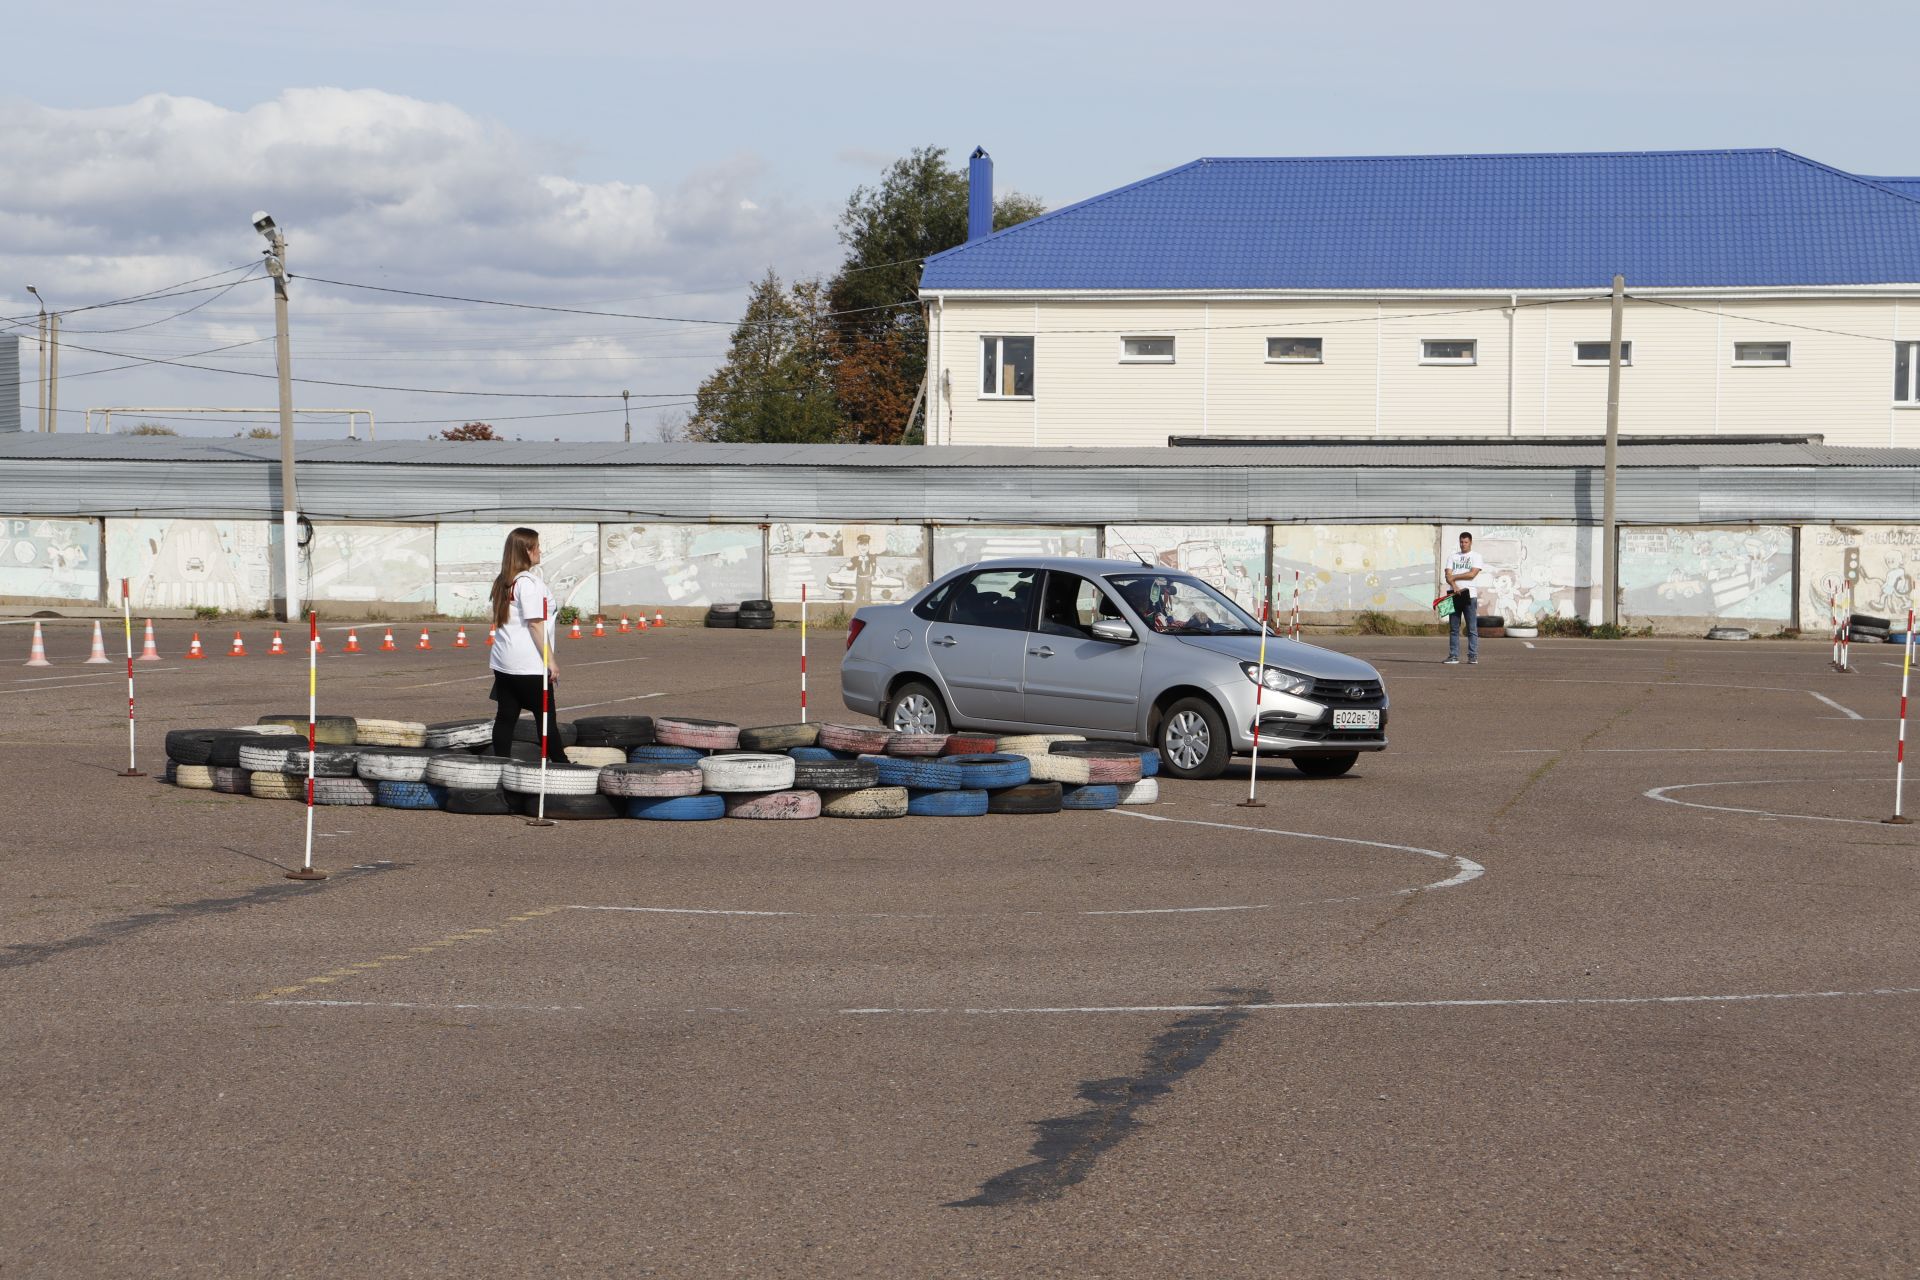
912, 580, 955, 621
1038, 572, 1121, 639
945, 569, 1038, 632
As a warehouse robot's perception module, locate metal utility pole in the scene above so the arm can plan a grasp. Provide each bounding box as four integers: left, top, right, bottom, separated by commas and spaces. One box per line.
25, 287, 48, 431
255, 212, 301, 623
1603, 273, 1625, 628
623, 389, 631, 443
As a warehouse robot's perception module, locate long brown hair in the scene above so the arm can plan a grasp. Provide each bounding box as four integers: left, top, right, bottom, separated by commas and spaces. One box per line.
490, 527, 540, 627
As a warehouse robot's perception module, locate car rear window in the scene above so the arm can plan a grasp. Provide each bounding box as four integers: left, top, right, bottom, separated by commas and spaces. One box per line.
912, 581, 955, 621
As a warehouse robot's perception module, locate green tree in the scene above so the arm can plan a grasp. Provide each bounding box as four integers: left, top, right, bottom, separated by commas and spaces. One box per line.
828, 146, 1042, 443
688, 271, 843, 443
124, 422, 178, 436
437, 421, 502, 441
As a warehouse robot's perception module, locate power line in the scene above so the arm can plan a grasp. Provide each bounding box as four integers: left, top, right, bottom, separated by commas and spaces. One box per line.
0, 263, 263, 326
56, 270, 267, 335
1625, 293, 1907, 345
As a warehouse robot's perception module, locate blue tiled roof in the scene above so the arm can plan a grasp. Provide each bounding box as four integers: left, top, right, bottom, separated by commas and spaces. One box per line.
1863, 176, 1920, 199
920, 149, 1920, 292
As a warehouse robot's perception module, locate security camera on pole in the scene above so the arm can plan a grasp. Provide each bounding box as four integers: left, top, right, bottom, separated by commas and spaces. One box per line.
254, 212, 301, 624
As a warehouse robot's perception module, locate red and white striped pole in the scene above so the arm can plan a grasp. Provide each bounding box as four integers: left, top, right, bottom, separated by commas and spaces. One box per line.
1290, 569, 1301, 640
118, 578, 143, 777
285, 612, 326, 880
1889, 609, 1915, 825
1841, 582, 1855, 673
800, 583, 808, 723
1829, 590, 1839, 669
1239, 620, 1270, 808
529, 599, 556, 826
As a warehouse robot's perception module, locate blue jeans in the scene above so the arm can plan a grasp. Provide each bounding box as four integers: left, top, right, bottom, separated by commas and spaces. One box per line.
1448, 593, 1478, 661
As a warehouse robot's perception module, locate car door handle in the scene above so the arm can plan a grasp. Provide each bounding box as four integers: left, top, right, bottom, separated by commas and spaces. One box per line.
1028, 646, 1054, 658
935, 635, 957, 647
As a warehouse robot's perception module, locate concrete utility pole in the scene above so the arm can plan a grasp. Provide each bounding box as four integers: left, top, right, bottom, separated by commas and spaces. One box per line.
1603, 273, 1625, 628
47, 312, 59, 432
25, 287, 46, 432
623, 389, 631, 444
255, 212, 301, 623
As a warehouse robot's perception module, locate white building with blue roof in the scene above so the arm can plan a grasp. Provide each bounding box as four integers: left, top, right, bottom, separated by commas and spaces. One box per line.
919, 149, 1920, 447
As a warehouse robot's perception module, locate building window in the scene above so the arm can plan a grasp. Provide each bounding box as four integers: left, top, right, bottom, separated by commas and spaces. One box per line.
981, 336, 1034, 397
1421, 339, 1476, 365
1733, 341, 1791, 366
1120, 336, 1175, 363
1267, 337, 1324, 363
1897, 342, 1919, 405
1574, 340, 1633, 366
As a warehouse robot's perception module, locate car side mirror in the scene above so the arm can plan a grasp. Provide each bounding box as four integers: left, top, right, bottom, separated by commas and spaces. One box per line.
1091, 618, 1136, 643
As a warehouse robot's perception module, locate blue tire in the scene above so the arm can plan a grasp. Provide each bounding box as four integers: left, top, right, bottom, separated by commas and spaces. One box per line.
1061, 783, 1121, 811
625, 793, 726, 821
1139, 749, 1161, 778
863, 754, 964, 790
788, 745, 859, 761
628, 745, 704, 764
942, 752, 1032, 790
906, 787, 988, 817
376, 779, 445, 810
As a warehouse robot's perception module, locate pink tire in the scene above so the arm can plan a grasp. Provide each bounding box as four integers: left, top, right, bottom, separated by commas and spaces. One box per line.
885, 732, 950, 757
723, 789, 822, 820
1085, 754, 1144, 785
654, 716, 741, 750
817, 723, 893, 753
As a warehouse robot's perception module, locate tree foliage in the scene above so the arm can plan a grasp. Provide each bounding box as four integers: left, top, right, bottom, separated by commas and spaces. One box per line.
124, 422, 178, 436
438, 421, 502, 441
688, 271, 842, 444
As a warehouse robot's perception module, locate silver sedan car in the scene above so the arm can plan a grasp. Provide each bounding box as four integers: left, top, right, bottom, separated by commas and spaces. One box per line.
840, 557, 1389, 780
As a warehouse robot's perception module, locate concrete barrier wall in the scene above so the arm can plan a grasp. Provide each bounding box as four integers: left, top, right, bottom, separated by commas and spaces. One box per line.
308, 523, 436, 614
601, 523, 763, 610
1443, 523, 1604, 625
0, 517, 102, 604
1103, 525, 1266, 610
1271, 525, 1438, 620
1802, 525, 1920, 627
767, 523, 929, 608
106, 518, 279, 614
1618, 526, 1795, 629
931, 526, 1099, 576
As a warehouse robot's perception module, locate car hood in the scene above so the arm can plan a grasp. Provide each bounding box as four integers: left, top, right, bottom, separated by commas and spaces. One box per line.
1176, 634, 1382, 680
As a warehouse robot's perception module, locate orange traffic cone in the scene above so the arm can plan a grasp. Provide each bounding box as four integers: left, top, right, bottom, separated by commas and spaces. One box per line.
593, 616, 606, 637
486, 627, 496, 647
227, 631, 247, 657
619, 616, 631, 633
24, 621, 50, 667
636, 615, 648, 631
416, 628, 432, 651
344, 628, 363, 654
85, 621, 111, 663
138, 619, 161, 660
568, 618, 583, 640
185, 632, 207, 660
313, 634, 325, 654
380, 627, 397, 651
454, 626, 469, 649
654, 611, 665, 628
269, 630, 286, 655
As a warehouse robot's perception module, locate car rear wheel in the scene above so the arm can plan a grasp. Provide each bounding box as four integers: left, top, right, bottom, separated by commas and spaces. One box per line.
884, 681, 950, 735
1294, 753, 1358, 779
1157, 696, 1230, 780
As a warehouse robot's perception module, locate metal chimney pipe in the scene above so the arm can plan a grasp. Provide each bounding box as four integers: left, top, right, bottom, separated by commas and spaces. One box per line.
967, 147, 993, 243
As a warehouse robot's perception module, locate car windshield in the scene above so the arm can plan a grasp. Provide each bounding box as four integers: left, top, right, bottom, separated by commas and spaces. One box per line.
1104, 573, 1263, 635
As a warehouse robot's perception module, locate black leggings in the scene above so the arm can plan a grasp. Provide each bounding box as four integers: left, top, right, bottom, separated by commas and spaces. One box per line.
490, 671, 566, 761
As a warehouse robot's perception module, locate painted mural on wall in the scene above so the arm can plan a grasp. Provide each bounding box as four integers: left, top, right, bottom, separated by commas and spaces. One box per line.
0, 517, 100, 602
601, 524, 763, 607
305, 524, 435, 605
1103, 525, 1266, 609
1442, 524, 1602, 623
931, 526, 1100, 576
1617, 526, 1793, 621
434, 523, 599, 617
1270, 525, 1435, 615
107, 519, 277, 613
1802, 525, 1920, 624
767, 524, 928, 604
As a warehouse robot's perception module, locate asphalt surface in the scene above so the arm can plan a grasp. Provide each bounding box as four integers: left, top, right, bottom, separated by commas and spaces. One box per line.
3, 619, 1917, 1277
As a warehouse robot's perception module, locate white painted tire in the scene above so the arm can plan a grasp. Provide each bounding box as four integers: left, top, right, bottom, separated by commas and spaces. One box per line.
723, 789, 822, 819
312, 776, 378, 806
1017, 752, 1094, 785
1506, 625, 1538, 638
598, 763, 705, 798
356, 751, 434, 783
424, 719, 494, 750
884, 732, 950, 757
655, 717, 741, 750
698, 753, 798, 793
816, 723, 894, 754
354, 718, 429, 748
565, 745, 628, 767
249, 772, 304, 800
169, 762, 215, 789
819, 785, 910, 818
996, 733, 1085, 754
1117, 777, 1160, 806
424, 754, 511, 789
503, 761, 604, 796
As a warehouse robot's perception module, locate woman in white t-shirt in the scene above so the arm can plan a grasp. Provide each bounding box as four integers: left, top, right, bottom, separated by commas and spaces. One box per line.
487, 527, 566, 760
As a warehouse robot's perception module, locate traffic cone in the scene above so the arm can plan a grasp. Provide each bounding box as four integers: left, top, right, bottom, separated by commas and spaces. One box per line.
379, 627, 397, 651
636, 615, 647, 631
137, 619, 161, 660
269, 630, 286, 655
593, 616, 606, 637
568, 619, 583, 640
654, 611, 665, 628
416, 627, 432, 651
86, 621, 111, 663
454, 626, 469, 649
24, 621, 50, 667
185, 632, 206, 660
227, 631, 247, 657
313, 633, 325, 654
619, 616, 631, 633
486, 627, 496, 647
344, 628, 363, 654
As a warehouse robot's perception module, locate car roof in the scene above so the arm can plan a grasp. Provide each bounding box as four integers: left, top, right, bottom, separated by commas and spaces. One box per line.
945, 556, 1175, 576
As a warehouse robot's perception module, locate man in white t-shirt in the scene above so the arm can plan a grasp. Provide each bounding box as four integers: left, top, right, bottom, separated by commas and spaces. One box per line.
1443, 531, 1484, 665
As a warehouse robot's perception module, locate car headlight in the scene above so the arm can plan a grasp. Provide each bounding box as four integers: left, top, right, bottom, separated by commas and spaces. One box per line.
1240, 663, 1312, 696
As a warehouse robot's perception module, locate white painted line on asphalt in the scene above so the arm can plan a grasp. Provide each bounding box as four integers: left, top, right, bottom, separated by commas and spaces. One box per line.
2, 666, 184, 687
837, 987, 1920, 1017
1808, 691, 1864, 720
568, 657, 653, 668
570, 905, 806, 918
1523, 641, 1536, 649
1498, 747, 1877, 755
397, 674, 495, 689
1111, 809, 1486, 894
1644, 778, 1905, 827
264, 998, 588, 1012
560, 692, 668, 712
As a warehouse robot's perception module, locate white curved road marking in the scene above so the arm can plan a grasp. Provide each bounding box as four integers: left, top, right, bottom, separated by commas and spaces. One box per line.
1644, 778, 1906, 827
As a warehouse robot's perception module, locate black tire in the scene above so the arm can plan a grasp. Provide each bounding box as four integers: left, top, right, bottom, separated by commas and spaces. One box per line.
704, 609, 738, 629
1156, 695, 1231, 780
736, 615, 775, 631
512, 792, 622, 821
740, 599, 773, 612
1294, 753, 1358, 779
444, 786, 513, 816
883, 680, 950, 735
1851, 613, 1891, 632
793, 758, 881, 790
987, 781, 1064, 815
512, 719, 578, 746
1478, 614, 1506, 629
573, 715, 656, 747
165, 728, 248, 766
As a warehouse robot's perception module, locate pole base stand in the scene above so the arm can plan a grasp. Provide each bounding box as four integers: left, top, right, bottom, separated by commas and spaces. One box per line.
119, 769, 145, 778
525, 818, 557, 828
283, 867, 328, 881
1237, 799, 1268, 809
1884, 815, 1914, 825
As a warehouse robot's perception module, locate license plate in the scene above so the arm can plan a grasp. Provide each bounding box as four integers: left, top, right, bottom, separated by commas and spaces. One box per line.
1332, 709, 1379, 730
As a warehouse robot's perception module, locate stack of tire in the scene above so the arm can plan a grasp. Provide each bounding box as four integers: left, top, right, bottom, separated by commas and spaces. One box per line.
703, 599, 775, 630
1850, 613, 1893, 644
1478, 613, 1507, 639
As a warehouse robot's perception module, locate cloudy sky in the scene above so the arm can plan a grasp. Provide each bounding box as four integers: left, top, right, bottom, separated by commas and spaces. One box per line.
4, 0, 1916, 441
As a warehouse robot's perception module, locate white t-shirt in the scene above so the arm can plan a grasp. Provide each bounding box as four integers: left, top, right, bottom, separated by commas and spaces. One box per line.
1447, 549, 1486, 600
490, 571, 555, 676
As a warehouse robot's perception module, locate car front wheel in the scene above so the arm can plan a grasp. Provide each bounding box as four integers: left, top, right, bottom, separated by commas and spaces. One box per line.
884, 680, 950, 735
1157, 696, 1230, 780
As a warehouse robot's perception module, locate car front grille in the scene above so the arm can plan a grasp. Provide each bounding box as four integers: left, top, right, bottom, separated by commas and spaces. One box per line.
1307, 678, 1386, 709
